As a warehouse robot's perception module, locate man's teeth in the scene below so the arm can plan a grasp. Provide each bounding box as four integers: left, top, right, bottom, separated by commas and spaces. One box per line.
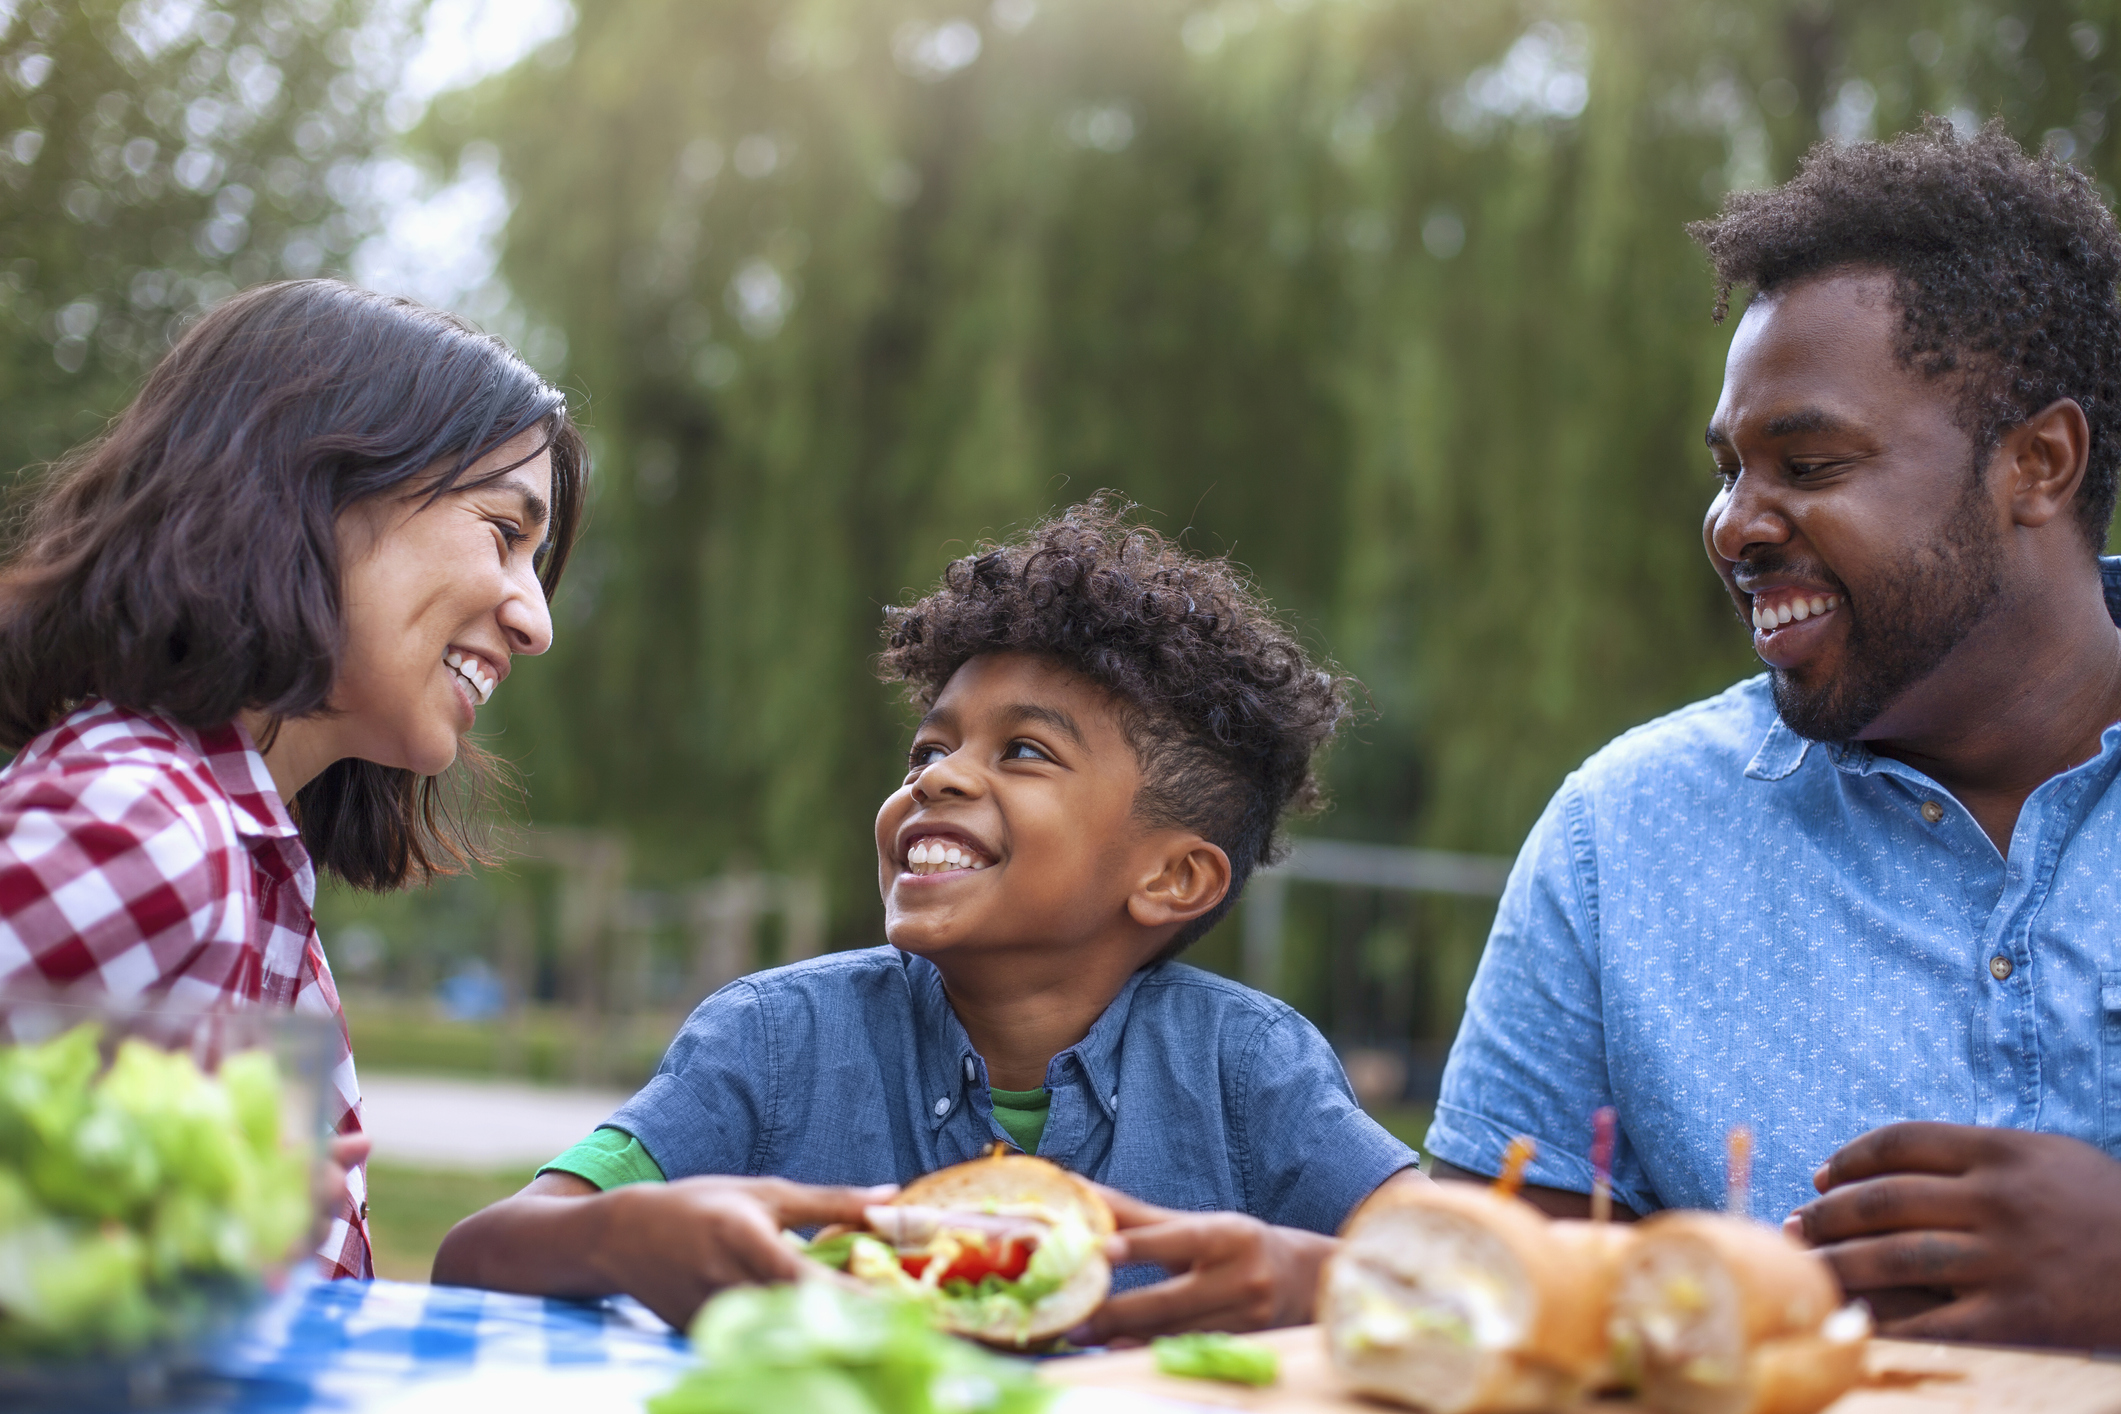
905, 839, 991, 874
444, 650, 495, 705
1751, 593, 1840, 632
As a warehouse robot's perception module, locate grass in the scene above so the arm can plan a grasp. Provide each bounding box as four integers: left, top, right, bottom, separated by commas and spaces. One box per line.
343, 993, 677, 1090
362, 1104, 1437, 1286
366, 1161, 535, 1282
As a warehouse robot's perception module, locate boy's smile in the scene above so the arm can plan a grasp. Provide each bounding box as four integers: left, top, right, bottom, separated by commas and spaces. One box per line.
876, 652, 1216, 971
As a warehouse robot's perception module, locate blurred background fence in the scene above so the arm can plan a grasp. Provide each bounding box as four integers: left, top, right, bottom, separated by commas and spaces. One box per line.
9, 0, 2121, 1271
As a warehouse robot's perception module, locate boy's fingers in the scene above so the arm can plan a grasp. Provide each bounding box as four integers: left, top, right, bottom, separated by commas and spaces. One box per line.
1111, 1215, 1253, 1270
1811, 1230, 1990, 1294
757, 1180, 899, 1227
1091, 1183, 1183, 1230
1081, 1269, 1222, 1341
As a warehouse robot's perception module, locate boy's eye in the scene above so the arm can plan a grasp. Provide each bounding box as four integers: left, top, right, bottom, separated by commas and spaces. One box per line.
1002, 740, 1051, 762
908, 742, 949, 770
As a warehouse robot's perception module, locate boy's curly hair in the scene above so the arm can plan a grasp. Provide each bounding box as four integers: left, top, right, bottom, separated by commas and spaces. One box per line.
1688, 117, 2121, 552
879, 496, 1350, 961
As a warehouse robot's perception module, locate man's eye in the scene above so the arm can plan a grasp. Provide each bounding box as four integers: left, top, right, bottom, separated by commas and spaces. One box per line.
1711, 463, 1739, 485
1002, 740, 1050, 762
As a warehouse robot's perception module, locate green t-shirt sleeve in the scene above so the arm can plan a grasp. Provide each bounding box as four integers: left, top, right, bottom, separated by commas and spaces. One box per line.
538, 1125, 667, 1190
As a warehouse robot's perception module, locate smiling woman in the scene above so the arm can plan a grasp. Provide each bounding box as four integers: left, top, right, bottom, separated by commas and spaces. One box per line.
0, 279, 586, 1279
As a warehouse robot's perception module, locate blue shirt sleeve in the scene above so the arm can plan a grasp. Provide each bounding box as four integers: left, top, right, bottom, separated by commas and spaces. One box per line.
1236, 1008, 1418, 1234
1424, 779, 1659, 1215
609, 978, 777, 1180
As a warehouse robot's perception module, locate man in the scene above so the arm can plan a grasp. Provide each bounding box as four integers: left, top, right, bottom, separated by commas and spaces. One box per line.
1426, 119, 2121, 1348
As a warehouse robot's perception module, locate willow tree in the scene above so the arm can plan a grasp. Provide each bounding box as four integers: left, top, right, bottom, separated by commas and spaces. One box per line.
0, 0, 423, 489
443, 0, 2119, 1022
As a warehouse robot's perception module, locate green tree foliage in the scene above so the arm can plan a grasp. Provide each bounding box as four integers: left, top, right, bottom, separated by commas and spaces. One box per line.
444, 0, 2121, 973
0, 0, 418, 484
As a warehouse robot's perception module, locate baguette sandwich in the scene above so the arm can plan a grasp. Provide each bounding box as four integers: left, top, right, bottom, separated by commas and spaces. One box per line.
1320, 1182, 1626, 1412
801, 1153, 1113, 1348
1609, 1212, 1869, 1414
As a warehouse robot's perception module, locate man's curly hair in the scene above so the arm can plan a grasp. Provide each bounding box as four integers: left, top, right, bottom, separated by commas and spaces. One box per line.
879, 496, 1350, 961
1688, 117, 2121, 551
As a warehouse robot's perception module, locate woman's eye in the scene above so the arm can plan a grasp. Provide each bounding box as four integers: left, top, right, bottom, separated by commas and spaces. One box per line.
1002, 740, 1051, 762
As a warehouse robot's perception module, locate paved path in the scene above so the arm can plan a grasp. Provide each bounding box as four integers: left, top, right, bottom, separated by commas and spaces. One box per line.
358, 1072, 631, 1171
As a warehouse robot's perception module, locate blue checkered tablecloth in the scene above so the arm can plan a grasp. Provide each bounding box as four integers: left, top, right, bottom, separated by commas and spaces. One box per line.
164, 1276, 1210, 1413
198, 1275, 694, 1412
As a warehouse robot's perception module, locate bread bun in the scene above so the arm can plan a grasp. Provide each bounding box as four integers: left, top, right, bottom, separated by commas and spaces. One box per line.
883, 1154, 1113, 1346
1320, 1183, 1617, 1412
1610, 1212, 1868, 1414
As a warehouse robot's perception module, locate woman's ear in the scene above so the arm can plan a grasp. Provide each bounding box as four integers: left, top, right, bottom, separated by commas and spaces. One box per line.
1127, 838, 1233, 929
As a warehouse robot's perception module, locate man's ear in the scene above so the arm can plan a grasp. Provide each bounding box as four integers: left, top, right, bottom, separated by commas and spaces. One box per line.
1126, 837, 1233, 930
2000, 397, 2091, 531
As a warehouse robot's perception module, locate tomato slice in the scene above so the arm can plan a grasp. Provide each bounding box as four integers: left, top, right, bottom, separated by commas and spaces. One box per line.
898, 1234, 1034, 1285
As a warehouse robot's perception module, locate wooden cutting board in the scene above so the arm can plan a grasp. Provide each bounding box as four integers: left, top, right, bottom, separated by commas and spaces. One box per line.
1042, 1325, 2121, 1413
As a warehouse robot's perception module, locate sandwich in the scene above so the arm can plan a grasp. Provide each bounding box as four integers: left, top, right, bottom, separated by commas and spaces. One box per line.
1319, 1182, 1623, 1412
800, 1153, 1113, 1348
1609, 1212, 1870, 1414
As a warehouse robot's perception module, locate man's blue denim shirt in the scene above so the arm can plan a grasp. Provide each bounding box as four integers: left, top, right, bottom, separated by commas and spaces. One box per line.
1430, 557, 2121, 1222
610, 946, 1415, 1288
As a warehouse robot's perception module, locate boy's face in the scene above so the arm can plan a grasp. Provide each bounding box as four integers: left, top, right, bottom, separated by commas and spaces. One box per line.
875, 652, 1213, 964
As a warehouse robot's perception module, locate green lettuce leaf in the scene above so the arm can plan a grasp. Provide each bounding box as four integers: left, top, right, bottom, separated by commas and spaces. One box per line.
1151, 1331, 1280, 1387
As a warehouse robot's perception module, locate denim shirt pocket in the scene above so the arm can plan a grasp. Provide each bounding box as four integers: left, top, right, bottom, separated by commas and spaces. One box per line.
2103, 970, 2121, 1154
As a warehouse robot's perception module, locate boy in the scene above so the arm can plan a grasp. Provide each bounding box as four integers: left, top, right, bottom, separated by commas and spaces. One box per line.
434, 499, 1420, 1337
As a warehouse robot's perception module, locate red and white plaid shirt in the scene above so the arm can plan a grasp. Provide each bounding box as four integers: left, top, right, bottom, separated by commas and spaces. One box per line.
0, 700, 371, 1279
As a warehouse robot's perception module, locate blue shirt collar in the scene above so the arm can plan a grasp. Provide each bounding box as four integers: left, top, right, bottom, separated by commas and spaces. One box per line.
904, 949, 1144, 1129
1746, 555, 2121, 782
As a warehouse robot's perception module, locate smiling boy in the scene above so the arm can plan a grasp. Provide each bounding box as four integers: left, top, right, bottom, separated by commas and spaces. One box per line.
435, 499, 1419, 1334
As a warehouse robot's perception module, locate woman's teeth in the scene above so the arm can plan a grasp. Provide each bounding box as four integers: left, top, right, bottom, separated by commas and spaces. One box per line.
905, 839, 990, 874
1751, 592, 1840, 632
445, 650, 495, 705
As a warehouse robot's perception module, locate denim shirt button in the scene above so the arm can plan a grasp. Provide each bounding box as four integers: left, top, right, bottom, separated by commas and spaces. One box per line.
1920, 800, 1945, 825
963, 1056, 976, 1081
1989, 955, 2014, 981
933, 1097, 951, 1116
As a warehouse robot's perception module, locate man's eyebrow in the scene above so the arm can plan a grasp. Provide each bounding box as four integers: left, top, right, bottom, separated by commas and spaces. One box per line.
1763, 408, 1857, 439
1000, 703, 1086, 747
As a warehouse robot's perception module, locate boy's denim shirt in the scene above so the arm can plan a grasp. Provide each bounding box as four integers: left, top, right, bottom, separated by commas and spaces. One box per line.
609, 946, 1416, 1288
1430, 556, 2121, 1224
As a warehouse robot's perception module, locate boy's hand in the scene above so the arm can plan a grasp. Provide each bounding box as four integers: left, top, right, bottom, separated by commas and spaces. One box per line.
1067, 1186, 1336, 1344
1787, 1121, 2121, 1348
594, 1176, 896, 1329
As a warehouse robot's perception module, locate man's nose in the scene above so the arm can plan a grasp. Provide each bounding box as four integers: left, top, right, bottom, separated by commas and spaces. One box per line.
1706, 469, 1792, 564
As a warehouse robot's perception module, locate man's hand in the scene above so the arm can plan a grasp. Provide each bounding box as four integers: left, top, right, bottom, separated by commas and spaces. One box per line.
432, 1171, 893, 1330
1787, 1121, 2121, 1348
1066, 1186, 1336, 1345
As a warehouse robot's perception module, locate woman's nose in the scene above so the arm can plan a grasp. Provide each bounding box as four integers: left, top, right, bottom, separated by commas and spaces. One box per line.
499, 574, 554, 656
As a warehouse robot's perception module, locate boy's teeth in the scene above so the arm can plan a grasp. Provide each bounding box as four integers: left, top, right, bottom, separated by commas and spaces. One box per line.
904, 837, 989, 874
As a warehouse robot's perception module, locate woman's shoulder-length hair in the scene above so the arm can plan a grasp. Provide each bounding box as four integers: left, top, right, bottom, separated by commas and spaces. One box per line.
0, 278, 588, 891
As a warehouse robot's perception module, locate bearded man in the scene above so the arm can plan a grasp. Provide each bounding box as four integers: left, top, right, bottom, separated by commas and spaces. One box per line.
1426, 119, 2121, 1348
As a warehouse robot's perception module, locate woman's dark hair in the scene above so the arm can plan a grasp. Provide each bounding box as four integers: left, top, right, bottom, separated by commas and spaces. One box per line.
878, 495, 1350, 962
1689, 118, 2121, 552
0, 279, 587, 890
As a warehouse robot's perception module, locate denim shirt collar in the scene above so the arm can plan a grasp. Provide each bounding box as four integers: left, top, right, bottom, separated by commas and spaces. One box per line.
904, 949, 1146, 1133
1745, 556, 2121, 785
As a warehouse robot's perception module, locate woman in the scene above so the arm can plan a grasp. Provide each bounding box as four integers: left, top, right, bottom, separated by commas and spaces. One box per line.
0, 280, 586, 1278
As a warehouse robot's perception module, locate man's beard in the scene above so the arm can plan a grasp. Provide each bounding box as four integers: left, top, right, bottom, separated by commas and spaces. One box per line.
1770, 471, 2006, 742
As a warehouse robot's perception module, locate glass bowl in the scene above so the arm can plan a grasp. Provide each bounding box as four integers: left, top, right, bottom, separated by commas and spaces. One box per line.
0, 994, 334, 1409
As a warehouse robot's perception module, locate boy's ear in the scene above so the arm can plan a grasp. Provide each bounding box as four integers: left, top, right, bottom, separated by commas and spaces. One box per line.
1126, 837, 1232, 930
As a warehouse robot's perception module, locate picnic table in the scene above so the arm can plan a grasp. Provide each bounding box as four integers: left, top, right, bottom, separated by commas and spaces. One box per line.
97, 1276, 2121, 1413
